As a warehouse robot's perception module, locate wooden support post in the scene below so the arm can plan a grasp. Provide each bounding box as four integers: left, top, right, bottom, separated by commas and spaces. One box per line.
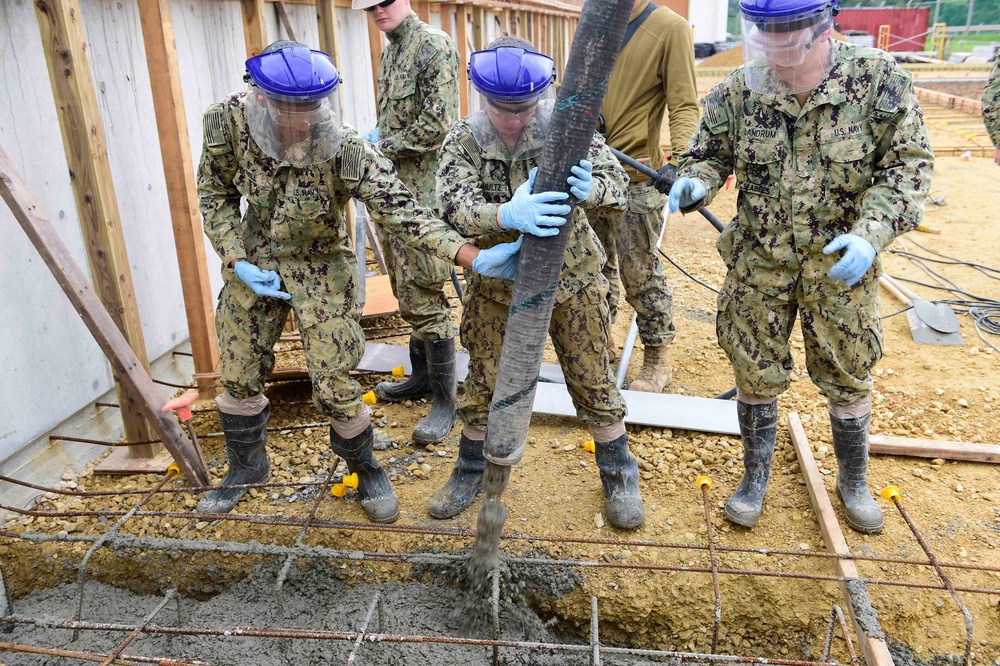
471, 6, 485, 50
416, 0, 430, 23
136, 0, 221, 400
241, 0, 268, 56
0, 146, 211, 488
34, 0, 157, 454
455, 4, 470, 116
367, 12, 383, 100
788, 413, 895, 666
316, 0, 340, 64
275, 1, 298, 41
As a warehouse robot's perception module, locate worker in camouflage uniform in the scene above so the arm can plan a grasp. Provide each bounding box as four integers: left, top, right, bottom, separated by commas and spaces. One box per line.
357, 0, 462, 445
428, 37, 646, 530
590, 0, 700, 394
984, 56, 1000, 166
673, 0, 932, 533
196, 42, 524, 523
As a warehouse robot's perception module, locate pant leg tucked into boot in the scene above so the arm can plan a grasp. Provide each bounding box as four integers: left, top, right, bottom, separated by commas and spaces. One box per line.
412, 337, 458, 445
375, 333, 432, 402
428, 431, 484, 518
330, 423, 399, 524
197, 406, 271, 514
831, 411, 884, 534
595, 433, 645, 529
724, 400, 778, 528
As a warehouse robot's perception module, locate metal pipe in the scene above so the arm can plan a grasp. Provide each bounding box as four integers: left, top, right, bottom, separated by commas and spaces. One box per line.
608, 147, 724, 232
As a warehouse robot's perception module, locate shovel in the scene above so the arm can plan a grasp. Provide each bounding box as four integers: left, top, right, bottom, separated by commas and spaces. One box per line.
879, 275, 964, 345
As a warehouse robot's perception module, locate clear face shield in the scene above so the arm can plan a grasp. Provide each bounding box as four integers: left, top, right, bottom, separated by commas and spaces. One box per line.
741, 9, 835, 96
469, 86, 556, 160
246, 86, 343, 166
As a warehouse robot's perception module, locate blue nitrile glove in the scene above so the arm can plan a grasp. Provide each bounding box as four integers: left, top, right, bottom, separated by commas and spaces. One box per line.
233, 261, 291, 300
499, 168, 571, 237
471, 237, 523, 280
668, 177, 707, 213
567, 160, 593, 202
364, 127, 379, 145
824, 234, 877, 287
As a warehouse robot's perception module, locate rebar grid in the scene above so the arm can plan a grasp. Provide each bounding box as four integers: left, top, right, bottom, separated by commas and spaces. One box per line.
3, 467, 996, 664
5, 472, 1000, 578
0, 642, 212, 665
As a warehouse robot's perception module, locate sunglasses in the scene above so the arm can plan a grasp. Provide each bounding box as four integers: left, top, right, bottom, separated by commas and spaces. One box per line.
364, 0, 396, 11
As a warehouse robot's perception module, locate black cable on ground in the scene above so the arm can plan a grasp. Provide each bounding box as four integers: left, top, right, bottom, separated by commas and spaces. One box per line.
657, 248, 720, 294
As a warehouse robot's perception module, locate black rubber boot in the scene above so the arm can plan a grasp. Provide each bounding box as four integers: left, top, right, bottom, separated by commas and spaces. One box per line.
595, 434, 645, 529
330, 424, 399, 524
427, 433, 485, 518
412, 338, 458, 445
197, 406, 271, 514
831, 412, 884, 534
724, 400, 778, 528
374, 334, 431, 402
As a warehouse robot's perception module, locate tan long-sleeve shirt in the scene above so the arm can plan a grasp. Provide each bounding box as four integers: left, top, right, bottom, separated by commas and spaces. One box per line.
599, 0, 699, 180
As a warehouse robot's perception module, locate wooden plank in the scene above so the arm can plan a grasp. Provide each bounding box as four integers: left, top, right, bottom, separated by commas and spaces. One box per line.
0, 146, 210, 488
367, 11, 383, 101
316, 0, 340, 63
788, 412, 894, 666
455, 4, 470, 115
34, 0, 156, 452
471, 6, 485, 50
361, 274, 400, 319
241, 0, 269, 57
275, 1, 299, 40
94, 448, 173, 476
137, 0, 222, 399
870, 435, 1000, 464
416, 0, 431, 23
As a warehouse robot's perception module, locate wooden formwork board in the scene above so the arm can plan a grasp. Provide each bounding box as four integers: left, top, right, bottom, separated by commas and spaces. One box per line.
788, 412, 894, 666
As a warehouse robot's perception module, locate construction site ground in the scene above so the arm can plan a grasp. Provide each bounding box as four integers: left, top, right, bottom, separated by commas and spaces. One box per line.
2, 70, 999, 665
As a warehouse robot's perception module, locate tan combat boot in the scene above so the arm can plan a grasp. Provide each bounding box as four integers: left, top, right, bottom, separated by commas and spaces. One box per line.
629, 345, 672, 393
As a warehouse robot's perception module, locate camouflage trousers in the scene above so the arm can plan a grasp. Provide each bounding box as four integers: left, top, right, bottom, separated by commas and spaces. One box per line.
588, 182, 675, 347
374, 157, 456, 342
216, 281, 366, 420
458, 277, 627, 430
716, 274, 883, 406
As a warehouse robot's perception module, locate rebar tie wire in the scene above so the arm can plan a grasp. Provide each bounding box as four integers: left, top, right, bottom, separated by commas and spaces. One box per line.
882, 486, 974, 666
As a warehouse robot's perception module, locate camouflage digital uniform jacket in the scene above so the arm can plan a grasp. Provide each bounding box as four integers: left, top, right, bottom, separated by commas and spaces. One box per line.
377, 13, 460, 206
984, 58, 1000, 147
678, 42, 933, 303
436, 113, 628, 305
197, 91, 467, 329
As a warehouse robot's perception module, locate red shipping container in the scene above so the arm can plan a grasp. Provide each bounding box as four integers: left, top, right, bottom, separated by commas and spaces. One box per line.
836, 8, 931, 52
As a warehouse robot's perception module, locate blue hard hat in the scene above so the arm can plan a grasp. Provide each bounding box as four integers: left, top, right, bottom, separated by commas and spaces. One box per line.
245, 43, 339, 103
739, 0, 838, 24
468, 47, 555, 104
